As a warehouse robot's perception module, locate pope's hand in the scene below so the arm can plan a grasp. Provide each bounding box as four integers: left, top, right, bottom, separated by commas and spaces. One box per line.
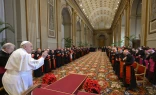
42, 51, 48, 58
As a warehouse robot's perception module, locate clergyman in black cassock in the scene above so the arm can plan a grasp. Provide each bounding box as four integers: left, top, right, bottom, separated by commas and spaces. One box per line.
0, 43, 15, 94
123, 50, 137, 90
33, 48, 43, 77
55, 48, 62, 67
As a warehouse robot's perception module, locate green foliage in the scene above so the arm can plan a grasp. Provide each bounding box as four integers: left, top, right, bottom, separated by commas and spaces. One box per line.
78, 41, 84, 47
84, 42, 88, 47
78, 41, 88, 47
63, 37, 73, 48
111, 40, 124, 47
124, 35, 136, 42
0, 19, 14, 46
124, 35, 137, 46
0, 20, 14, 33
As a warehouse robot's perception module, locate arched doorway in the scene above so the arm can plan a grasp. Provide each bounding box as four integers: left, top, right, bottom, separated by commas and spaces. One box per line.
130, 0, 142, 48
76, 21, 81, 46
61, 7, 71, 48
98, 34, 105, 47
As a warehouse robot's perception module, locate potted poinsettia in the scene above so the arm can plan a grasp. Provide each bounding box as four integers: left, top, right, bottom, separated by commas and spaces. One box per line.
42, 73, 57, 85
83, 78, 101, 94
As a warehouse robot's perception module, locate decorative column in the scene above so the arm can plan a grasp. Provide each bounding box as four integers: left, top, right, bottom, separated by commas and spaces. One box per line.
118, 17, 122, 46
125, 0, 130, 46
141, 0, 148, 46
76, 30, 81, 46
114, 27, 116, 45
72, 9, 77, 46
86, 27, 89, 46
14, 0, 27, 47
81, 21, 84, 44
84, 27, 87, 45
88, 29, 90, 47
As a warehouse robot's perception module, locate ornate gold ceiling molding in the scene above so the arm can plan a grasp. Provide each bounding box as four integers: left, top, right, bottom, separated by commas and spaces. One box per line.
111, 0, 129, 30
65, 0, 93, 31
91, 14, 112, 23
76, 0, 121, 30
89, 7, 115, 18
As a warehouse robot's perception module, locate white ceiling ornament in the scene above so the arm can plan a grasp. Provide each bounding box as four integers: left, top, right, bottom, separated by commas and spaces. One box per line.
76, 0, 121, 30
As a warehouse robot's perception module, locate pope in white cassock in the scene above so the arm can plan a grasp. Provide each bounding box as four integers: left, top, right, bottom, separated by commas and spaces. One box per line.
2, 41, 48, 95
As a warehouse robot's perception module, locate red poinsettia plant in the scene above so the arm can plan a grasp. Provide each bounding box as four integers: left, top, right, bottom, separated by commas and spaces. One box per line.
83, 78, 101, 94
42, 73, 57, 85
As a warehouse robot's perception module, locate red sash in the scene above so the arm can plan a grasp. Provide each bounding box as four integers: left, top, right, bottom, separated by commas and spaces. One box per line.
111, 56, 115, 65
112, 60, 114, 65
0, 67, 6, 74
57, 54, 61, 56
53, 58, 56, 68
42, 65, 44, 72
125, 62, 137, 84
49, 59, 51, 69
125, 66, 131, 84
119, 61, 124, 78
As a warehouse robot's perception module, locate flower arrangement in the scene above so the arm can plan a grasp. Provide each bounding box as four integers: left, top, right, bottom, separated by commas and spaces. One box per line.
42, 73, 56, 85
83, 78, 101, 94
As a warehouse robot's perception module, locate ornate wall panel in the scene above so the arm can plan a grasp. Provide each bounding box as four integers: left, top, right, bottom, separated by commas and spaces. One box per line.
48, 0, 55, 37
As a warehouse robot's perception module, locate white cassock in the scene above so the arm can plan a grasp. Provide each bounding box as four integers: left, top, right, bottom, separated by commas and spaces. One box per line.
2, 48, 45, 95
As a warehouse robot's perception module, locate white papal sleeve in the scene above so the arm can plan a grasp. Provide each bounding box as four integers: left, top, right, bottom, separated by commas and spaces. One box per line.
28, 57, 45, 70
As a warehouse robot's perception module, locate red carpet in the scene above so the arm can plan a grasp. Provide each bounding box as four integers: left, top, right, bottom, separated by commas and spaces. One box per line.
45, 74, 87, 94
32, 88, 72, 95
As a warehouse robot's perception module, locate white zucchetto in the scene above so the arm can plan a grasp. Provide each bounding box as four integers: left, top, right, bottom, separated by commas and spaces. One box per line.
20, 41, 30, 46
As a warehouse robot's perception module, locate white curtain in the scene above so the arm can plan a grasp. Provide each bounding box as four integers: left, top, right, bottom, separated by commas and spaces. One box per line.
0, 0, 6, 45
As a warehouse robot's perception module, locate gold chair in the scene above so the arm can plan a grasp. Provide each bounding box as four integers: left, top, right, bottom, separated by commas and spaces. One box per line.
135, 64, 146, 87
132, 62, 138, 71
22, 83, 41, 95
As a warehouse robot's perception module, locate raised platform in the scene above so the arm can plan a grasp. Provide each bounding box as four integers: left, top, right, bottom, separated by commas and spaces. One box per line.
33, 74, 97, 95
45, 74, 87, 94
76, 91, 99, 95
33, 88, 73, 95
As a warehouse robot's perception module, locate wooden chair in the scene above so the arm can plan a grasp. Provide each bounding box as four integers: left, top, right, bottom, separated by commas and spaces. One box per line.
132, 62, 138, 71
135, 64, 146, 87
22, 83, 41, 95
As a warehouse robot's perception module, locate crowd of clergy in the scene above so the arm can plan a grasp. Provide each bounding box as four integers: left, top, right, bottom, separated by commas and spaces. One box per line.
0, 42, 89, 95
1, 42, 156, 94
31, 47, 90, 77
102, 46, 156, 91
